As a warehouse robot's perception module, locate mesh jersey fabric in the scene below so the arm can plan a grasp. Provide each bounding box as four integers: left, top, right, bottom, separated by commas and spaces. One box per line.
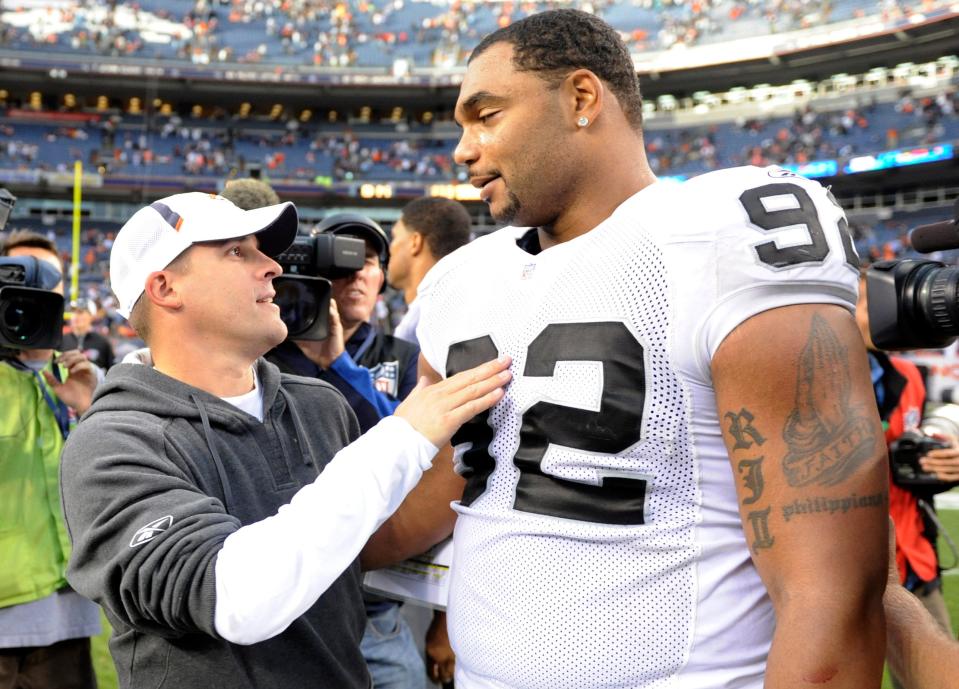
416, 166, 859, 689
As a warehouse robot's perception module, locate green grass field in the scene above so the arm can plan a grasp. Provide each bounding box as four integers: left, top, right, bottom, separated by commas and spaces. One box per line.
90, 508, 959, 689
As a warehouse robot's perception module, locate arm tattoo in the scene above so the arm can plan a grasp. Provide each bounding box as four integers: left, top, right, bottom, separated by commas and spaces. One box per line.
725, 408, 766, 449
747, 507, 775, 552
781, 315, 879, 487
738, 457, 765, 505
781, 491, 887, 522
724, 409, 776, 551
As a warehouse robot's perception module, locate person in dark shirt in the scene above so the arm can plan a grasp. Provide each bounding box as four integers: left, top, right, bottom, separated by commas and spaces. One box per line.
268, 214, 419, 432
61, 299, 115, 370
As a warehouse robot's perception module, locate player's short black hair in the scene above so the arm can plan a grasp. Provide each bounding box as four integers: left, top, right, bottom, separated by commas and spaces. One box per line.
400, 197, 472, 259
469, 9, 643, 130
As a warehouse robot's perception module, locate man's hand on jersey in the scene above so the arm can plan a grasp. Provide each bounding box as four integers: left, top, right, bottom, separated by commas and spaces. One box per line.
395, 356, 511, 448
919, 443, 959, 482
294, 299, 345, 369
426, 611, 455, 685
46, 349, 98, 415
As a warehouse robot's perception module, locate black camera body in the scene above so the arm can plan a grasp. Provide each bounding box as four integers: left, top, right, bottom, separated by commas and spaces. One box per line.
867, 199, 959, 350
273, 232, 366, 341
889, 429, 953, 490
0, 187, 64, 351
0, 256, 64, 350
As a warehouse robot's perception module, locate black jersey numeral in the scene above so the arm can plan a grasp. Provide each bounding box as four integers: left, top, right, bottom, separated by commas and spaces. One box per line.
446, 336, 499, 507
446, 322, 649, 525
740, 182, 857, 270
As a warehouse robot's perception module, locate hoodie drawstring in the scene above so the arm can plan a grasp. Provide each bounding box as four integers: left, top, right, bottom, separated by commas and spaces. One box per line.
278, 387, 313, 467
191, 394, 236, 513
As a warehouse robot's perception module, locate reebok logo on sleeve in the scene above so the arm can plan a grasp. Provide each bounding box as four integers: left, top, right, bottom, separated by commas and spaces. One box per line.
129, 515, 174, 547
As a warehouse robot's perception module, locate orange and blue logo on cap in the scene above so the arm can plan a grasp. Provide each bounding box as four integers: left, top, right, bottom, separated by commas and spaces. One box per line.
150, 202, 184, 231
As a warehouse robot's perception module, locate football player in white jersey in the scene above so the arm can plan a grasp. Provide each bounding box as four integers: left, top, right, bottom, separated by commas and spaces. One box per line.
364, 9, 888, 688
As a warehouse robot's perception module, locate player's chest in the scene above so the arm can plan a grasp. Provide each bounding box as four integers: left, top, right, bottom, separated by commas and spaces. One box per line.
444, 239, 673, 365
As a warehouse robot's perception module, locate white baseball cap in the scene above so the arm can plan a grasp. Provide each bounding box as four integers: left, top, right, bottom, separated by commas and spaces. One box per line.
110, 191, 298, 319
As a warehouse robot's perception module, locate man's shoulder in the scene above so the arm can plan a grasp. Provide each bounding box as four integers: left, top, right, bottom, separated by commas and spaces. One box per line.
420, 227, 520, 292
637, 166, 821, 238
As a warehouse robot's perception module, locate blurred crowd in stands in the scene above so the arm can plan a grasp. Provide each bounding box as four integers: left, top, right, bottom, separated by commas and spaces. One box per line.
645, 89, 959, 174
1, 0, 953, 68
1, 85, 956, 182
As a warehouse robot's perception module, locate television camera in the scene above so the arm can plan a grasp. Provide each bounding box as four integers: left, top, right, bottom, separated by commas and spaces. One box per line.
272, 213, 380, 340
866, 198, 959, 351
866, 199, 959, 493
0, 188, 65, 351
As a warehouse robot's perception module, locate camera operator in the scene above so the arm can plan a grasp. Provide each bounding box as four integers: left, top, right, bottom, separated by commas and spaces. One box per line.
855, 267, 957, 682
0, 230, 100, 689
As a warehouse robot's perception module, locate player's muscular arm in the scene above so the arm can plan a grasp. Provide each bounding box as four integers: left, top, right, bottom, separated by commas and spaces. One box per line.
712, 303, 887, 689
362, 354, 466, 570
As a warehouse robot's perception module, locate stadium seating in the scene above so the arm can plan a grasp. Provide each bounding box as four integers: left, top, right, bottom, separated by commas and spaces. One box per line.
1, 0, 951, 68
2, 95, 955, 184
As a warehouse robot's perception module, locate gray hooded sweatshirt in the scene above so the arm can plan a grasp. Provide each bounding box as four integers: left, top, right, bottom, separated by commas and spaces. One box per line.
59, 358, 369, 689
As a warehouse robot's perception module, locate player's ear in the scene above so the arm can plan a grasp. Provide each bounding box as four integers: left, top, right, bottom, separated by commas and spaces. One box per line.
564, 69, 604, 130
410, 231, 425, 257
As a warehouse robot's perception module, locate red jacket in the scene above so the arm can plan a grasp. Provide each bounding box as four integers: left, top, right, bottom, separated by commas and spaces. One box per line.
884, 356, 939, 584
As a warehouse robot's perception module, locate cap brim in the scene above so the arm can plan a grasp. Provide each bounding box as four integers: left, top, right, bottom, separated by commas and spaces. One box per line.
246, 202, 298, 257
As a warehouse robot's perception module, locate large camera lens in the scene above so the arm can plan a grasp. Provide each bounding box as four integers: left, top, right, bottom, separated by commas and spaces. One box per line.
2, 297, 41, 342
273, 276, 331, 341
0, 287, 64, 349
867, 260, 959, 350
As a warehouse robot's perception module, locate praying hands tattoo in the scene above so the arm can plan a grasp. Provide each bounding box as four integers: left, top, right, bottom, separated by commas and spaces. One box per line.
781, 315, 878, 488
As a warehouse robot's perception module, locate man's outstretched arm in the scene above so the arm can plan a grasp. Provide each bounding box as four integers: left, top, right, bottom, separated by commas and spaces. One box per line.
362, 354, 467, 570
712, 303, 888, 688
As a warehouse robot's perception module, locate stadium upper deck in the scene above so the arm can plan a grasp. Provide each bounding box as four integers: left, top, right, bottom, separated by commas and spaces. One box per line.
0, 0, 954, 69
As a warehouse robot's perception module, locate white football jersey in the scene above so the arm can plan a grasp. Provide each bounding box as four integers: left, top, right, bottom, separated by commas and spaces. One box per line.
416, 166, 859, 689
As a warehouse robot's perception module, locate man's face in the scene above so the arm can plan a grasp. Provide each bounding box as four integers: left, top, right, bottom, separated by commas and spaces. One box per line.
332, 239, 383, 331
72, 309, 93, 334
173, 234, 287, 357
454, 42, 574, 228
387, 219, 414, 291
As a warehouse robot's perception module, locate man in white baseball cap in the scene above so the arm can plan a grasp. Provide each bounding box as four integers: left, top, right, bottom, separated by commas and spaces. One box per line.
58, 192, 511, 689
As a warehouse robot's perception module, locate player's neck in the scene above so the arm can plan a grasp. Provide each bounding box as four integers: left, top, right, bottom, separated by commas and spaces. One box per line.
539, 163, 656, 249
406, 260, 434, 304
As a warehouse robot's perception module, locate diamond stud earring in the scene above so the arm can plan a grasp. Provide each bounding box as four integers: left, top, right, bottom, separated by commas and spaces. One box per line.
577, 116, 589, 127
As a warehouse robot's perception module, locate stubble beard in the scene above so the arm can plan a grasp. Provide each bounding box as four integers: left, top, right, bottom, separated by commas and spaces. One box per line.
492, 189, 523, 225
